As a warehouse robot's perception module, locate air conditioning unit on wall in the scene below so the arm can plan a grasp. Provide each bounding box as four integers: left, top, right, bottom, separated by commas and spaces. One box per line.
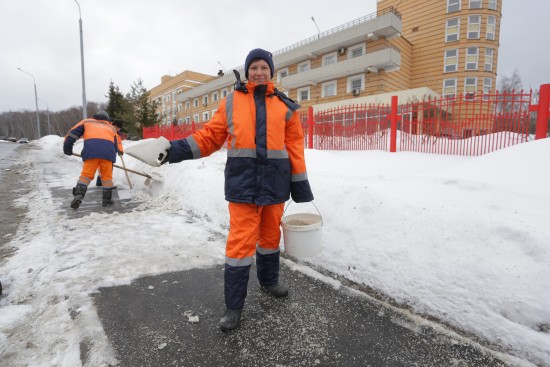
337, 47, 346, 55
352, 88, 360, 96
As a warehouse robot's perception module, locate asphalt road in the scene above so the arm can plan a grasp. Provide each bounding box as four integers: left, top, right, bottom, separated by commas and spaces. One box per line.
0, 142, 516, 367
0, 142, 28, 261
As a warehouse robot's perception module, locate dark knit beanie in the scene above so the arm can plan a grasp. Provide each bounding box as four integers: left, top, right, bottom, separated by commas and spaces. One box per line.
113, 119, 124, 128
93, 110, 110, 122
245, 48, 274, 80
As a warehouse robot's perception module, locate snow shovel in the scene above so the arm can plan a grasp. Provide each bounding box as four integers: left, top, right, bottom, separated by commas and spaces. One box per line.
124, 136, 171, 167
72, 153, 162, 184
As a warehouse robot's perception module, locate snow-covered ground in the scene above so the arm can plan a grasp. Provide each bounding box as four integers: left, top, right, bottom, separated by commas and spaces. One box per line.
0, 135, 549, 366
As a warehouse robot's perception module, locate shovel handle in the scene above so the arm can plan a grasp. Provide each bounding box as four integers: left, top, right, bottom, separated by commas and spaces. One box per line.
119, 155, 133, 189
72, 153, 153, 179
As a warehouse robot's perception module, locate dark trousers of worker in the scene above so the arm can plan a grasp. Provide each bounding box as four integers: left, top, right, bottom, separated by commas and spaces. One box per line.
224, 202, 284, 310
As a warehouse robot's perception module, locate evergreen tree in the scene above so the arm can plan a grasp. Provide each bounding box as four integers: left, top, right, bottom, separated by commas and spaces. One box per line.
125, 78, 159, 138
105, 81, 128, 120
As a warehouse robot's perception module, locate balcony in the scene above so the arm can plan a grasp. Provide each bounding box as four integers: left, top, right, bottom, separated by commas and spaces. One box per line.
177, 7, 402, 102
281, 45, 401, 90
272, 8, 401, 69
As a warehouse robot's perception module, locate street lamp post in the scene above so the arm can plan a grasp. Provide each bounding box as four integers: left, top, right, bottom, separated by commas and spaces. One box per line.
311, 16, 321, 38
17, 67, 41, 139
74, 0, 87, 119
38, 98, 51, 135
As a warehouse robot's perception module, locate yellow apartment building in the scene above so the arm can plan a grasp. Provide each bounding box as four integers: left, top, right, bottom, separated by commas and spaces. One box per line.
149, 0, 502, 125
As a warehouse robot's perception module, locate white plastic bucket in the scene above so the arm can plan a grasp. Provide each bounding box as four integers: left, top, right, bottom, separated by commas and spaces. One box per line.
125, 136, 171, 167
282, 208, 323, 258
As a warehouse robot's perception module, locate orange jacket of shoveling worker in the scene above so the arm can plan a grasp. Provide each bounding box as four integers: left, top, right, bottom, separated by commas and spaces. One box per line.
164, 48, 314, 332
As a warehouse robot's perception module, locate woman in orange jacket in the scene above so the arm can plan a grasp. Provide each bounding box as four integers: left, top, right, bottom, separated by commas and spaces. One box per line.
162, 48, 314, 332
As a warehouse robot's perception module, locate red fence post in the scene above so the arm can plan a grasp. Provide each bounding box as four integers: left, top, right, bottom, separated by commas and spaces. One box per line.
534, 84, 550, 140
390, 95, 398, 152
307, 106, 314, 149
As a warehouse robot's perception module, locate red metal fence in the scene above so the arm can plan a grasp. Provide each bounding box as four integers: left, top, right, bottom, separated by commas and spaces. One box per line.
143, 85, 550, 156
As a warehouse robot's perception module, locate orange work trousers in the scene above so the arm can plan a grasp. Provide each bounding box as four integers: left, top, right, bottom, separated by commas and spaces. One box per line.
77, 159, 114, 187
225, 202, 284, 266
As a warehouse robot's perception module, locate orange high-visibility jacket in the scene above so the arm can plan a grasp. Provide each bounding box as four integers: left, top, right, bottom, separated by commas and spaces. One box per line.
169, 81, 313, 205
64, 118, 123, 162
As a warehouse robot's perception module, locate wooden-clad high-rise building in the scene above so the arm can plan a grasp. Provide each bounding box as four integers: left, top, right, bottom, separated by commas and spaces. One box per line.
150, 0, 502, 125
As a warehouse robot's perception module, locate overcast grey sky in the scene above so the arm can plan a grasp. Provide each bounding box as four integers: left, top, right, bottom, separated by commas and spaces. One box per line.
1, 0, 548, 113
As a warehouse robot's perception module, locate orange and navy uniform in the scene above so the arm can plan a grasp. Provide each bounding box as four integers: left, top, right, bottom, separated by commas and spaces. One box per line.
168, 80, 313, 310
64, 118, 123, 187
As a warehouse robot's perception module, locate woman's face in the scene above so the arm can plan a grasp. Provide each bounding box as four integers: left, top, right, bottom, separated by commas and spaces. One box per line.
248, 59, 271, 84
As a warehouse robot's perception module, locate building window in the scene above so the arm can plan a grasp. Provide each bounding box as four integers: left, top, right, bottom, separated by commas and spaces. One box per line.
185, 101, 190, 110
468, 15, 481, 39
486, 16, 496, 40
347, 74, 364, 93
469, 0, 482, 9
446, 18, 460, 42
464, 77, 477, 99
193, 98, 199, 107
444, 49, 459, 72
165, 94, 170, 102
443, 79, 457, 98
177, 103, 182, 112
277, 68, 289, 82
297, 87, 310, 102
349, 43, 365, 58
321, 80, 337, 97
202, 111, 209, 121
212, 91, 219, 102
221, 88, 229, 98
484, 48, 494, 71
483, 77, 492, 100
465, 47, 479, 70
447, 0, 460, 12
193, 114, 199, 122
185, 116, 191, 124
202, 95, 208, 105
297, 61, 310, 73
488, 0, 497, 10
322, 52, 337, 66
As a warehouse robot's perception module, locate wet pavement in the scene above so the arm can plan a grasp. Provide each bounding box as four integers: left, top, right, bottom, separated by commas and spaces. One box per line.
0, 143, 29, 260
93, 265, 511, 367
1, 143, 517, 367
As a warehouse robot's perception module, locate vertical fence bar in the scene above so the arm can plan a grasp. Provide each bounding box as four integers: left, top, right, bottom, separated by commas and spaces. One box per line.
390, 96, 398, 152
308, 106, 314, 149
535, 84, 550, 139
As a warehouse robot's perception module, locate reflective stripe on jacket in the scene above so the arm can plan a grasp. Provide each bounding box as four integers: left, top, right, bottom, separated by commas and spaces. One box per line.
169, 81, 314, 205
64, 119, 122, 162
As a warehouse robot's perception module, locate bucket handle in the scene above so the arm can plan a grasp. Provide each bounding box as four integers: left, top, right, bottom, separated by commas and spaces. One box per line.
283, 200, 322, 220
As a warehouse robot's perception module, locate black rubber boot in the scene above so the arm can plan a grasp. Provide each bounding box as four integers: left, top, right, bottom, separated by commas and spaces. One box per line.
218, 308, 242, 332
256, 250, 288, 298
102, 188, 114, 206
70, 184, 87, 209
260, 283, 289, 298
